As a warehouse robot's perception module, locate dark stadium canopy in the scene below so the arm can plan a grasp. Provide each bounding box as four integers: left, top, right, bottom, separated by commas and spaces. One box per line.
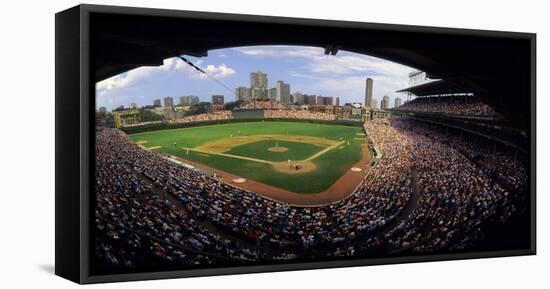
396, 79, 472, 97
90, 6, 533, 125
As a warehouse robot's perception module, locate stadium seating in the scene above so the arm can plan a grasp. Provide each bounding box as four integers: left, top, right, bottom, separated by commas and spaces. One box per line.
95, 112, 527, 269
395, 95, 496, 116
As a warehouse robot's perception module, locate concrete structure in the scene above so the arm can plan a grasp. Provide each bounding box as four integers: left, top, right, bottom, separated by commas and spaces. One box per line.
316, 96, 333, 106
150, 106, 165, 116
129, 103, 138, 109
409, 70, 428, 87
250, 71, 268, 89
394, 97, 402, 108
340, 103, 364, 121
179, 95, 199, 106
370, 98, 378, 109
153, 99, 161, 107
268, 87, 277, 100
368, 109, 392, 121
381, 95, 390, 110
342, 105, 353, 120
163, 106, 185, 120
212, 95, 224, 105
311, 105, 326, 113
334, 106, 343, 119
335, 97, 340, 107
293, 92, 304, 105
276, 80, 291, 104
305, 94, 317, 105
163, 96, 174, 107
113, 109, 140, 128
250, 87, 268, 99
98, 106, 107, 113
365, 78, 374, 108
235, 86, 250, 101
292, 92, 322, 105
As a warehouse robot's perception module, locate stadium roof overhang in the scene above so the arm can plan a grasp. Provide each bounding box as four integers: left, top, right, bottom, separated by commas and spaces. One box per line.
396, 79, 472, 96
90, 7, 533, 125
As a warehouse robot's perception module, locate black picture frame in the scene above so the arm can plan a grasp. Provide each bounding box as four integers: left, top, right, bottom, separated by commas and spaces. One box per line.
55, 4, 536, 284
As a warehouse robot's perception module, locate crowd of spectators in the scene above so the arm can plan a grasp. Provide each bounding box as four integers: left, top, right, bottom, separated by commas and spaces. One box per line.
95, 115, 528, 268
95, 128, 257, 268
95, 122, 414, 264
407, 119, 528, 191
264, 109, 336, 121
167, 111, 233, 124
373, 119, 525, 253
239, 100, 286, 110
395, 96, 496, 116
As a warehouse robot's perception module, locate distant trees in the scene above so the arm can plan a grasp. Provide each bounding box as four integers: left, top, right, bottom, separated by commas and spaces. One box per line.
185, 102, 212, 116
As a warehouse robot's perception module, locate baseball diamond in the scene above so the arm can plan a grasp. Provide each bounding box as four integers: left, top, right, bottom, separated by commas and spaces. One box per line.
130, 121, 370, 197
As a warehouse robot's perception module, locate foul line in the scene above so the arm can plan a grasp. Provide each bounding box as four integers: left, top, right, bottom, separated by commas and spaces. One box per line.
304, 141, 344, 162
186, 148, 275, 164
185, 140, 345, 165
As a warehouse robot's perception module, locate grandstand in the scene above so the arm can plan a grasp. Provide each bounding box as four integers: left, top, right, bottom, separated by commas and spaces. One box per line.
94, 104, 529, 272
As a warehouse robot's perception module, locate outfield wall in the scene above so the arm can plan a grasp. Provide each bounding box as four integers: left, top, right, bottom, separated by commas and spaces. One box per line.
232, 109, 264, 119
121, 118, 364, 134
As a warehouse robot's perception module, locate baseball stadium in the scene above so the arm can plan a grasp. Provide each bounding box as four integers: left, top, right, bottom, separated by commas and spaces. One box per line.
91, 14, 532, 276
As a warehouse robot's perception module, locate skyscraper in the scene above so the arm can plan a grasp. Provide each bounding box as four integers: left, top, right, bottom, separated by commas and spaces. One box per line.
212, 95, 224, 105
316, 96, 333, 106
251, 88, 268, 99
250, 71, 268, 89
163, 96, 174, 107
306, 95, 317, 105
153, 99, 161, 107
370, 98, 377, 109
268, 87, 277, 99
381, 95, 390, 110
178, 96, 199, 106
293, 92, 304, 105
335, 96, 340, 107
235, 87, 250, 101
276, 80, 291, 104
365, 78, 373, 108
394, 97, 402, 108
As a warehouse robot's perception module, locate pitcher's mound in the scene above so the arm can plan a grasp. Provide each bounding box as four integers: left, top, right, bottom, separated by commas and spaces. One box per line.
268, 147, 288, 153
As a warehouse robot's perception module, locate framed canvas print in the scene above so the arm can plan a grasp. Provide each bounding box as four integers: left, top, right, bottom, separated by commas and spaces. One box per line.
55, 4, 536, 284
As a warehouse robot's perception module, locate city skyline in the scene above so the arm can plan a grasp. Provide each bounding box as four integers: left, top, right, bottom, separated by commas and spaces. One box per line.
96, 45, 412, 110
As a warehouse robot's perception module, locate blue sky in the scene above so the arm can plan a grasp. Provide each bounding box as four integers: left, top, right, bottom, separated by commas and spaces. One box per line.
96, 45, 413, 110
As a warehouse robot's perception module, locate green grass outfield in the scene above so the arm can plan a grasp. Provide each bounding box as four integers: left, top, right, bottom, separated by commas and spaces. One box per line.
129, 121, 364, 194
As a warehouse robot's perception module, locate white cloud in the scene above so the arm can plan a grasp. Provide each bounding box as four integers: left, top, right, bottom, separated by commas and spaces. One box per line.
95, 66, 156, 91
233, 46, 322, 58
313, 75, 409, 107
96, 57, 236, 94
233, 45, 412, 76
308, 55, 411, 76
189, 63, 236, 80
288, 71, 321, 79
234, 45, 413, 106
